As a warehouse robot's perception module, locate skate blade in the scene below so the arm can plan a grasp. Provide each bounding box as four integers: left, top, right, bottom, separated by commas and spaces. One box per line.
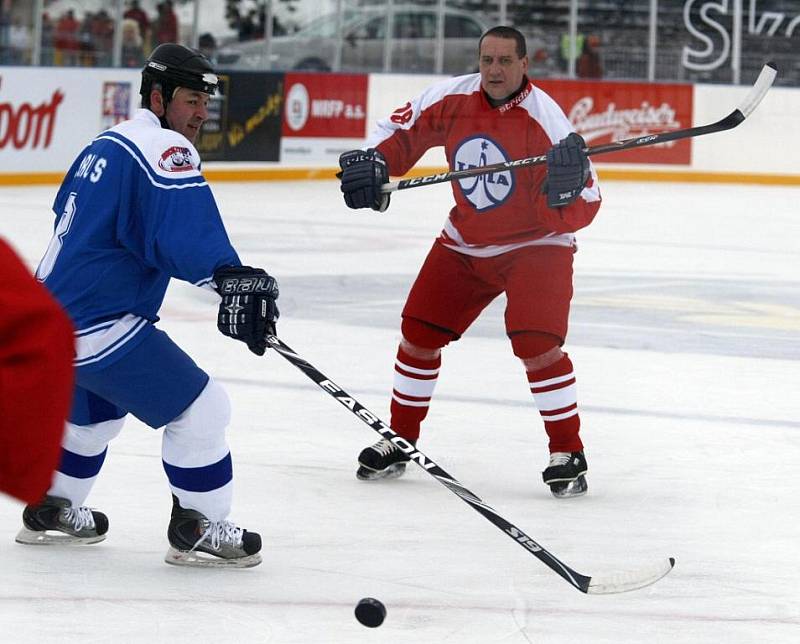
356, 462, 407, 481
549, 475, 588, 499
15, 527, 106, 546
164, 547, 262, 569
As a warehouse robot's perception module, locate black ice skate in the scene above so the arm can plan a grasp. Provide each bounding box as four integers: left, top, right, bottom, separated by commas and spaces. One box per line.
357, 438, 412, 481
15, 495, 109, 545
165, 496, 262, 568
542, 451, 588, 498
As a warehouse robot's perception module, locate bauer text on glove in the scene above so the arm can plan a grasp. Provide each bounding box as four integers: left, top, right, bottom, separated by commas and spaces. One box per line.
213, 266, 279, 356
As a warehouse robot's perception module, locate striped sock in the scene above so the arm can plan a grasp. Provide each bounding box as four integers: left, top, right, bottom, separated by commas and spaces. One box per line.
389, 346, 441, 442
527, 353, 583, 453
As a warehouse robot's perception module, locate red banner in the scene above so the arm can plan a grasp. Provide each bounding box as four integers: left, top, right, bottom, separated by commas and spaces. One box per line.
537, 80, 693, 165
282, 73, 367, 138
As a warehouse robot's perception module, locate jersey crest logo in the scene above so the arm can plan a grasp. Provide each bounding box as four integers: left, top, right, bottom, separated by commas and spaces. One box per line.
390, 102, 413, 125
158, 146, 195, 172
453, 136, 514, 211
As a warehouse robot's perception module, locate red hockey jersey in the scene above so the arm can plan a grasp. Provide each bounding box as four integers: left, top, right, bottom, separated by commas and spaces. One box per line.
367, 74, 601, 257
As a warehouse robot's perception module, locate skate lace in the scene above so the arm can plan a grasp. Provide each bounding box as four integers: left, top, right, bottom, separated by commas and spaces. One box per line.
548, 452, 571, 467
371, 439, 398, 457
192, 520, 244, 552
62, 506, 95, 531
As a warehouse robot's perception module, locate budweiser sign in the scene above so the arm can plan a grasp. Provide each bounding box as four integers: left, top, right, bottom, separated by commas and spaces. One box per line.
0, 77, 64, 151
538, 79, 693, 165
568, 97, 681, 146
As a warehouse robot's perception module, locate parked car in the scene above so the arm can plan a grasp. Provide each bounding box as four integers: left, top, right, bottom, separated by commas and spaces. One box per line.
217, 5, 488, 75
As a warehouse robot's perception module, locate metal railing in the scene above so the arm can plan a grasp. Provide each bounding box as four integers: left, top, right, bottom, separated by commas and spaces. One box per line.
1, 0, 797, 86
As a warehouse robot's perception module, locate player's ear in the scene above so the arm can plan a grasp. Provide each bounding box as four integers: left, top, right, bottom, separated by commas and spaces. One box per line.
150, 89, 166, 117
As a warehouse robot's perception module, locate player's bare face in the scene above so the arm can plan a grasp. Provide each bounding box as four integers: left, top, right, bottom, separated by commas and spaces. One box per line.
165, 88, 210, 143
479, 36, 528, 101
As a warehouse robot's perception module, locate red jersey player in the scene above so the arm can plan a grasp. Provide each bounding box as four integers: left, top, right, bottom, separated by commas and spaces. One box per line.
0, 238, 74, 505
338, 26, 601, 498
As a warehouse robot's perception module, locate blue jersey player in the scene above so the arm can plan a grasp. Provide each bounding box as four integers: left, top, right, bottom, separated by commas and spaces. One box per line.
15, 44, 278, 568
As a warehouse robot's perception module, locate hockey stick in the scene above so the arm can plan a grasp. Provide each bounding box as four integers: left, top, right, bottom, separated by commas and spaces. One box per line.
381, 61, 777, 193
266, 334, 674, 594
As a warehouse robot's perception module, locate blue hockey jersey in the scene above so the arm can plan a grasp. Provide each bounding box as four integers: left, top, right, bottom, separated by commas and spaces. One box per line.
37, 109, 240, 369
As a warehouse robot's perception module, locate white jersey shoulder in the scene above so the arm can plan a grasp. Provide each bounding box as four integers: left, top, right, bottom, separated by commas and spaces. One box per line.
104, 109, 204, 182
520, 85, 575, 146
366, 74, 481, 147
417, 73, 481, 111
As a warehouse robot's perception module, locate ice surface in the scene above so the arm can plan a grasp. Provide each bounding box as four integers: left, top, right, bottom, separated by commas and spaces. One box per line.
1, 179, 798, 643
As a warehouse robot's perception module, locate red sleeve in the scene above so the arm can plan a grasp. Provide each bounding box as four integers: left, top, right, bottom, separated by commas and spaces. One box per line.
375, 101, 446, 177
0, 239, 74, 504
366, 80, 457, 177
534, 175, 602, 234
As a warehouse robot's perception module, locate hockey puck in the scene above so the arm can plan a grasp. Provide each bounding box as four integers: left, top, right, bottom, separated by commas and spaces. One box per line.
354, 597, 386, 628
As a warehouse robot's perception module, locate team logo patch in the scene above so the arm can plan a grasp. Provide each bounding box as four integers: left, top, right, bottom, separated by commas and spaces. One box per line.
158, 146, 196, 172
453, 136, 514, 211
390, 102, 413, 125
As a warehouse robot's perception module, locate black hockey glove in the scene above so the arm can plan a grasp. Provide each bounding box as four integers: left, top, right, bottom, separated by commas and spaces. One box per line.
545, 132, 590, 208
338, 148, 391, 212
213, 265, 279, 356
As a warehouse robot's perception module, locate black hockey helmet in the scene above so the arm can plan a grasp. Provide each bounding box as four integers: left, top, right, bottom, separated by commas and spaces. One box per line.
140, 43, 218, 109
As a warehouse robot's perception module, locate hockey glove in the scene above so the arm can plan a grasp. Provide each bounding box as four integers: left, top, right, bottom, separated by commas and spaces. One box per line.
545, 133, 590, 208
213, 265, 279, 356
338, 148, 391, 212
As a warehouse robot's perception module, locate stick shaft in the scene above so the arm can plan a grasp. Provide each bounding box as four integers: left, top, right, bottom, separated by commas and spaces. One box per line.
265, 334, 593, 591
266, 335, 675, 594
381, 62, 776, 194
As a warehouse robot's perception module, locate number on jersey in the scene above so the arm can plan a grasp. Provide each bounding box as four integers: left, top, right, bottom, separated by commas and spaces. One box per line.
36, 192, 77, 282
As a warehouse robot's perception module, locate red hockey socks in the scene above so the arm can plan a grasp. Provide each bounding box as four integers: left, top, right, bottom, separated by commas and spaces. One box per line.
389, 346, 441, 442
527, 353, 583, 453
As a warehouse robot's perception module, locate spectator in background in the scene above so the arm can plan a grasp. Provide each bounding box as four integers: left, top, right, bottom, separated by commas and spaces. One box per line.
8, 15, 30, 65
577, 34, 602, 78
54, 9, 80, 66
40, 11, 55, 65
198, 32, 217, 65
124, 0, 150, 53
0, 3, 10, 65
121, 17, 145, 67
559, 32, 584, 73
532, 47, 558, 78
154, 1, 178, 45
78, 11, 95, 66
91, 9, 115, 67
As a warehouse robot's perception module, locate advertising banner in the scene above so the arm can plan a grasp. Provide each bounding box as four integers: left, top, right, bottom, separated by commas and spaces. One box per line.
197, 71, 283, 162
537, 79, 694, 165
282, 73, 367, 138
0, 68, 139, 174
194, 74, 230, 161
100, 81, 133, 130
280, 72, 368, 165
